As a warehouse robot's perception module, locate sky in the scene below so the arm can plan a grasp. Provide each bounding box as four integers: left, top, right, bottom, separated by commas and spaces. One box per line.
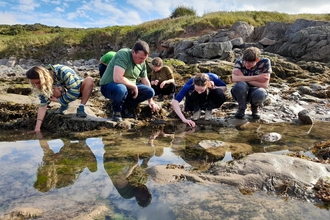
0, 0, 329, 28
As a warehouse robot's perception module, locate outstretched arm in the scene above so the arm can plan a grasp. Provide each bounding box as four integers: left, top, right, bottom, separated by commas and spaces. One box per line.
172, 99, 196, 127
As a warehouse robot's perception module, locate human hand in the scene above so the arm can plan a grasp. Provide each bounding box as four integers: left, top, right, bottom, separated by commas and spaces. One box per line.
209, 81, 215, 89
149, 101, 160, 112
256, 74, 270, 82
160, 81, 166, 89
50, 96, 58, 102
132, 85, 138, 99
182, 119, 196, 127
155, 80, 159, 86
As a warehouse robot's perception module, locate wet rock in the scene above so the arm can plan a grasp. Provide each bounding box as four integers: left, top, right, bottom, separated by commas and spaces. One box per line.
298, 110, 313, 125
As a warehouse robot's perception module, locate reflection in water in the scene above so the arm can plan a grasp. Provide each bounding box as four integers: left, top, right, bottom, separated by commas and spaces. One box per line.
104, 154, 152, 207
1, 121, 330, 219
34, 139, 97, 192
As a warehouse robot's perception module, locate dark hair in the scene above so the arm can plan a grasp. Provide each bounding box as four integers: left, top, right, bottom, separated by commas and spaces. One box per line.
135, 185, 152, 207
132, 40, 150, 55
243, 47, 261, 62
151, 57, 163, 67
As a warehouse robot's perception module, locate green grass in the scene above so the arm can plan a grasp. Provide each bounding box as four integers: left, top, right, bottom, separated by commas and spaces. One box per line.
0, 11, 329, 62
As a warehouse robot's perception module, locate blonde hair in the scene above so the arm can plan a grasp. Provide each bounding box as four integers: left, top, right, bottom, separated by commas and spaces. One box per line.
26, 66, 54, 98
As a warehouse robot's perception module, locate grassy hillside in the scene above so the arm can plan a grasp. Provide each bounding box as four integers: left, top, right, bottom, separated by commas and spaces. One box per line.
0, 11, 330, 62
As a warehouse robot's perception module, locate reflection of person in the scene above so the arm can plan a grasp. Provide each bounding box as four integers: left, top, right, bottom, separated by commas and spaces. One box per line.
100, 40, 159, 122
149, 125, 174, 148
231, 47, 271, 119
172, 73, 227, 127
104, 155, 152, 207
26, 65, 94, 132
99, 51, 116, 77
149, 57, 176, 101
34, 139, 97, 192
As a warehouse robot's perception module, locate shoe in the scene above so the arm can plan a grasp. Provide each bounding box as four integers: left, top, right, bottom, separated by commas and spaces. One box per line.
192, 110, 201, 121
168, 93, 175, 99
158, 94, 164, 102
121, 108, 135, 118
205, 110, 212, 121
251, 105, 260, 119
234, 110, 245, 119
76, 106, 87, 118
55, 105, 68, 114
111, 111, 122, 122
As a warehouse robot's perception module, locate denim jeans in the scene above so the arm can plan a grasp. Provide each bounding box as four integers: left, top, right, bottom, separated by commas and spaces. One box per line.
101, 82, 155, 112
231, 81, 268, 111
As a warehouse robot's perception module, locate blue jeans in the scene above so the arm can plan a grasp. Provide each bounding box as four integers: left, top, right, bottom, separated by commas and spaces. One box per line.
101, 83, 155, 112
231, 82, 268, 111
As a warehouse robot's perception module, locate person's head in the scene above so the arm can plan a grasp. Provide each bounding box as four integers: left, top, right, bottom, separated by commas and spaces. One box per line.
26, 66, 53, 98
134, 185, 152, 207
242, 47, 261, 69
193, 73, 211, 94
132, 40, 150, 64
151, 57, 163, 72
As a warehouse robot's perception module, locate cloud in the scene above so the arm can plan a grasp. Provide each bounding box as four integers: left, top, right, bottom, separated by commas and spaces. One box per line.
17, 0, 40, 11
0, 12, 18, 24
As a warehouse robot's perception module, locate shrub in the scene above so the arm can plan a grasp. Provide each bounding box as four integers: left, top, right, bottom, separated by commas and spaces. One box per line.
170, 5, 197, 18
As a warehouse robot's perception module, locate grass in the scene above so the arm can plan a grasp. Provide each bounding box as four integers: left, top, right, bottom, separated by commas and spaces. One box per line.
0, 11, 329, 62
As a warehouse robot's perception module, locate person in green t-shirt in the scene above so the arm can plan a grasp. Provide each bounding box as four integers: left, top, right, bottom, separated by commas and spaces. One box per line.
99, 51, 116, 77
100, 40, 159, 122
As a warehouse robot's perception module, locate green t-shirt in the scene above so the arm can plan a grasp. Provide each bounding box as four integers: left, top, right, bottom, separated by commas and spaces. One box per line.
100, 48, 148, 85
100, 51, 116, 65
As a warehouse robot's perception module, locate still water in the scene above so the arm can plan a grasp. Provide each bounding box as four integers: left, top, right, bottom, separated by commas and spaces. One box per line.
1, 121, 330, 219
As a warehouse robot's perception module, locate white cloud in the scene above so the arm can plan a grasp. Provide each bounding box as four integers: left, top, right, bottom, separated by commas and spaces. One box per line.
0, 12, 18, 24
17, 0, 40, 11
55, 7, 65, 12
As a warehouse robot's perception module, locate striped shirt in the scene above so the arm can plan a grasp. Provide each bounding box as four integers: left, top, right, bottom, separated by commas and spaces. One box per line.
39, 64, 82, 106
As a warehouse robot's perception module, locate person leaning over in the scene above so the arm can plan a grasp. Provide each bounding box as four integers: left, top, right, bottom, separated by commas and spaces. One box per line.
149, 57, 176, 101
231, 47, 271, 119
99, 51, 116, 77
26, 65, 94, 132
100, 40, 159, 122
172, 73, 227, 127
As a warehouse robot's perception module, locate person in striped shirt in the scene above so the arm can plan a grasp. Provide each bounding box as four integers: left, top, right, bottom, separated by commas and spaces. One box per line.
26, 65, 94, 132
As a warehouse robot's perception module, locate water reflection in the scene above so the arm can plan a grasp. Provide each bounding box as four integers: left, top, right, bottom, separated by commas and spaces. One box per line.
104, 154, 152, 207
1, 121, 330, 219
34, 139, 97, 192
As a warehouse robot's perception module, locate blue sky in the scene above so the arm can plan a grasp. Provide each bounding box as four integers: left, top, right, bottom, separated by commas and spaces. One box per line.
0, 0, 329, 28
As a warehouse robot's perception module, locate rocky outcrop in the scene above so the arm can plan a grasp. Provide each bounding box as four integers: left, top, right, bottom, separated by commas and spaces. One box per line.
157, 19, 330, 67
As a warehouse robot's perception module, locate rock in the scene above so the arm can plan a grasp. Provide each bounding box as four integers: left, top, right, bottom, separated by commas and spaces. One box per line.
298, 110, 313, 125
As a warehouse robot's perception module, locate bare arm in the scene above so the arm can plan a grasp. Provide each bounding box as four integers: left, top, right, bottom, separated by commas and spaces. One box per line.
34, 105, 48, 132
232, 68, 270, 89
171, 99, 195, 127
113, 65, 138, 98
141, 77, 159, 112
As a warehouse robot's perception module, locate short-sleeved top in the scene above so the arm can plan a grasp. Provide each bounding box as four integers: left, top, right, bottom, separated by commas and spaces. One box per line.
39, 64, 82, 107
234, 58, 272, 87
174, 73, 226, 102
149, 65, 174, 82
100, 51, 116, 65
100, 48, 148, 85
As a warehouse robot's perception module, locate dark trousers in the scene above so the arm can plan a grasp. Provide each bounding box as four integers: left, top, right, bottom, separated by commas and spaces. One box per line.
231, 81, 268, 111
151, 83, 176, 96
99, 63, 107, 78
184, 88, 226, 112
